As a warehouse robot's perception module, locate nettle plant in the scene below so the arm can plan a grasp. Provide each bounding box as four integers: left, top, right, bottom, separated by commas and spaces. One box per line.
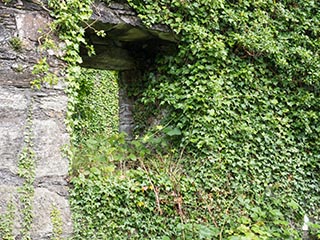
47, 0, 319, 239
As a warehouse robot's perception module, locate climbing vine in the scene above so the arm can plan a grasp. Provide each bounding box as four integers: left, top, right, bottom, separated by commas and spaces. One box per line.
128, 0, 320, 236
0, 200, 15, 240
45, 0, 320, 239
50, 206, 63, 240
46, 0, 99, 145
130, 0, 320, 237
17, 98, 36, 240
72, 69, 119, 144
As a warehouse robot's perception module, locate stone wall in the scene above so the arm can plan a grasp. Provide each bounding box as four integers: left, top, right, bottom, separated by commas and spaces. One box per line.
0, 0, 175, 238
0, 1, 72, 238
118, 70, 141, 139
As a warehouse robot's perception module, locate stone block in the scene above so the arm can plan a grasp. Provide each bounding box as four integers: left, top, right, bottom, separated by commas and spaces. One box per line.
31, 188, 72, 239
0, 87, 29, 175
33, 119, 69, 178
0, 185, 22, 237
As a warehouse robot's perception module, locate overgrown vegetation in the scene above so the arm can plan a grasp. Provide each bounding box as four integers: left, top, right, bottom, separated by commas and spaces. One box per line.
70, 69, 119, 173
46, 0, 320, 239
9, 37, 23, 51
50, 206, 63, 240
127, 0, 320, 237
17, 98, 36, 240
72, 69, 119, 143
0, 200, 15, 240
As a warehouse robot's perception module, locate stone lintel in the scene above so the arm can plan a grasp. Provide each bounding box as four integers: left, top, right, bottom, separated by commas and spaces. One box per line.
91, 1, 177, 42
81, 43, 135, 70
81, 1, 177, 70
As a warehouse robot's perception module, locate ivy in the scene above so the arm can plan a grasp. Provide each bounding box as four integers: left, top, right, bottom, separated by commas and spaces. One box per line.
50, 206, 63, 240
127, 0, 320, 237
17, 98, 36, 240
45, 0, 320, 239
72, 69, 119, 144
45, 0, 98, 143
0, 200, 15, 240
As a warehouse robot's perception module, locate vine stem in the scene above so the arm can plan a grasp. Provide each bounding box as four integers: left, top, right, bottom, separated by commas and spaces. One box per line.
140, 160, 163, 215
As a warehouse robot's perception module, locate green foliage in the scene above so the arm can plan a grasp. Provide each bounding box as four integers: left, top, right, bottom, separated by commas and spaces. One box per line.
69, 68, 119, 174
70, 134, 303, 239
1, 0, 12, 4
47, 0, 320, 239
9, 37, 22, 51
48, 0, 93, 64
0, 201, 15, 240
70, 137, 199, 239
50, 206, 63, 240
72, 69, 119, 143
127, 0, 320, 228
46, 0, 109, 144
17, 100, 36, 240
31, 57, 59, 89
309, 221, 320, 239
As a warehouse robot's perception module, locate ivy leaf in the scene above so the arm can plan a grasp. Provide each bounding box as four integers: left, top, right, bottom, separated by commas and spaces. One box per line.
165, 127, 182, 136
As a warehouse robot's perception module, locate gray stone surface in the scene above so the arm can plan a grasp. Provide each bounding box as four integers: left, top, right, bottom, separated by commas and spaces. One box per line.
0, 1, 71, 238
34, 176, 69, 197
0, 186, 22, 237
0, 87, 29, 175
91, 1, 176, 42
81, 43, 136, 70
31, 188, 73, 240
33, 118, 69, 178
0, 169, 24, 186
0, 4, 43, 87
32, 90, 69, 178
118, 70, 138, 138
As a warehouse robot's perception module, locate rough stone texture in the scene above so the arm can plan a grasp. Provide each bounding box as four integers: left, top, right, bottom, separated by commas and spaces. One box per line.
0, 1, 72, 239
0, 169, 24, 186
32, 91, 69, 178
31, 188, 72, 240
0, 87, 72, 239
0, 186, 23, 237
81, 41, 136, 70
0, 88, 28, 175
90, 1, 176, 42
118, 71, 138, 138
